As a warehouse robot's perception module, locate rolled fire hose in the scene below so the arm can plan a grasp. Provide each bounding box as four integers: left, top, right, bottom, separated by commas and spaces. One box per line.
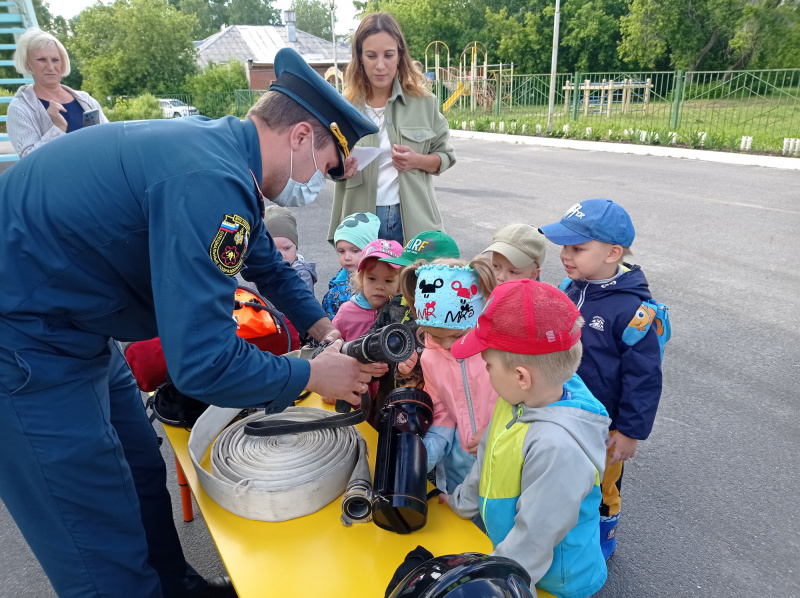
188, 405, 363, 521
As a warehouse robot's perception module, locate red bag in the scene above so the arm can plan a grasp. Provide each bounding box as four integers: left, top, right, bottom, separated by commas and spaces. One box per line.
125, 286, 299, 392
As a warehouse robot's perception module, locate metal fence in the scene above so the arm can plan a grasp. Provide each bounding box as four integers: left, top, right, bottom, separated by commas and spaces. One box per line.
439, 68, 800, 152
152, 69, 800, 153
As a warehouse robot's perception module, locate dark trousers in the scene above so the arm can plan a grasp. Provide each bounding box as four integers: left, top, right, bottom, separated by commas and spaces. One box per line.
0, 339, 206, 597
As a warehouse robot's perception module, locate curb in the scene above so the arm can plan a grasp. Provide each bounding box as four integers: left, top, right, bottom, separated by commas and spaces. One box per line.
449, 129, 800, 171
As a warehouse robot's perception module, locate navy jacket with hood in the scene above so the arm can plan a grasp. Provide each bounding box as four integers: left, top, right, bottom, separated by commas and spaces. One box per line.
562, 264, 662, 440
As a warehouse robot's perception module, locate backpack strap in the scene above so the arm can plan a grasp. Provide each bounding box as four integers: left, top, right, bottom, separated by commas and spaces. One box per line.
558, 277, 571, 292
621, 299, 671, 358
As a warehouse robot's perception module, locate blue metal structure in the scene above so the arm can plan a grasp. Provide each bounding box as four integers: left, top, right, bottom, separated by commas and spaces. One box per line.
0, 0, 37, 162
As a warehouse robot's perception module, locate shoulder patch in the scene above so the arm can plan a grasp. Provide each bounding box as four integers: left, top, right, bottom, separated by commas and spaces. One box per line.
210, 214, 250, 276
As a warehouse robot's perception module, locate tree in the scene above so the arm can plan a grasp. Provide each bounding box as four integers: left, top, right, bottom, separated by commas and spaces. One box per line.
292, 0, 332, 40
180, 0, 227, 39
184, 59, 248, 93
617, 0, 798, 72
361, 0, 489, 62
70, 0, 198, 98
184, 60, 248, 117
227, 0, 281, 25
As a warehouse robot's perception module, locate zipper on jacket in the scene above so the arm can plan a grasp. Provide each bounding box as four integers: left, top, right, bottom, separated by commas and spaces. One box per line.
576, 283, 588, 310
481, 404, 521, 522
457, 358, 477, 435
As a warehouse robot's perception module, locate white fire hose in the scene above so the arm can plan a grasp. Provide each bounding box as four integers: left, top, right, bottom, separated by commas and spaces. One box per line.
188, 405, 364, 522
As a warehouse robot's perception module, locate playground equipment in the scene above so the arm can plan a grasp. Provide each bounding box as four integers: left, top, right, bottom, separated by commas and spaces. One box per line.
426, 41, 514, 114
0, 0, 39, 162
324, 66, 345, 89
563, 78, 654, 117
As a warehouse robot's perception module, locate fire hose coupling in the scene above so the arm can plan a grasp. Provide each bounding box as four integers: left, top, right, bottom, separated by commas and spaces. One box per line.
313, 322, 416, 365
311, 323, 417, 415
339, 387, 434, 534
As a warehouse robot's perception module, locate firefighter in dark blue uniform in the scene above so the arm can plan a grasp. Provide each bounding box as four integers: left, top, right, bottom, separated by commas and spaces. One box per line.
0, 49, 382, 597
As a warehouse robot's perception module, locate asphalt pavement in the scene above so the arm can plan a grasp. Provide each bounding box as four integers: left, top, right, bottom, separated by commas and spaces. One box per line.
1, 137, 799, 597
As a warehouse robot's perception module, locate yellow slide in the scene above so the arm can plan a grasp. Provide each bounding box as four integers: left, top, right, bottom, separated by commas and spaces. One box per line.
442, 81, 465, 113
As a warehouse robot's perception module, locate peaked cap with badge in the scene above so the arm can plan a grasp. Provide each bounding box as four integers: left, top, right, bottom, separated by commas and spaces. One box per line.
270, 48, 378, 179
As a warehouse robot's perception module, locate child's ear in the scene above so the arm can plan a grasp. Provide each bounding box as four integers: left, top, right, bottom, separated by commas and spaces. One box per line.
516, 366, 532, 391
606, 244, 623, 263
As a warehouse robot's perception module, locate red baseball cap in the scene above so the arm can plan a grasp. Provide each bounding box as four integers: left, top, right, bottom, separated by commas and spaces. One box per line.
451, 279, 582, 358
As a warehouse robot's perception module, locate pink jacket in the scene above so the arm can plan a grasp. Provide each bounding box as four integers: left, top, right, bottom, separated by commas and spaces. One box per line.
332, 299, 376, 341
420, 336, 499, 452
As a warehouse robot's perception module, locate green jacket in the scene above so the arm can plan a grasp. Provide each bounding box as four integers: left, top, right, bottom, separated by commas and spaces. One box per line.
327, 78, 456, 246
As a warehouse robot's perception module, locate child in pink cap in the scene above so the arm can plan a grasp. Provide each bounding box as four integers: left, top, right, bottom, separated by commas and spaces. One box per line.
332, 239, 404, 342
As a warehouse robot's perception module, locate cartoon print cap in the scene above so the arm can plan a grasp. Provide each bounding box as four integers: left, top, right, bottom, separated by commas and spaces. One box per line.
414, 264, 483, 330
334, 212, 381, 250
451, 279, 581, 359
382, 231, 460, 267
358, 239, 404, 271
270, 48, 378, 180
538, 199, 635, 247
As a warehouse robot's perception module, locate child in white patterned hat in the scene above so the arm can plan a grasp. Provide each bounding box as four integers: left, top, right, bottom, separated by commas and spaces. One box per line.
397, 258, 497, 492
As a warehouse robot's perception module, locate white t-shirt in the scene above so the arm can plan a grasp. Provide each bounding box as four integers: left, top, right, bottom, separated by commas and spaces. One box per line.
367, 105, 400, 207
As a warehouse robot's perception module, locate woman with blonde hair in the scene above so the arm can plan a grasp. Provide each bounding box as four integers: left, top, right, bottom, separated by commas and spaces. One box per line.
327, 12, 455, 246
7, 27, 107, 157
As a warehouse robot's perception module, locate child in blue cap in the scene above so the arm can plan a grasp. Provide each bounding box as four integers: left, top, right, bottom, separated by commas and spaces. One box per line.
322, 212, 380, 319
539, 199, 663, 561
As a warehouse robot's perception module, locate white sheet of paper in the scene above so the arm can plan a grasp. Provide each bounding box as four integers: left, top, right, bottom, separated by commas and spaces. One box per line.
351, 147, 382, 171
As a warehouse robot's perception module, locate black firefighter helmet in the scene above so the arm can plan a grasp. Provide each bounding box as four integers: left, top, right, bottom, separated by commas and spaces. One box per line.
388, 551, 534, 598
149, 381, 209, 428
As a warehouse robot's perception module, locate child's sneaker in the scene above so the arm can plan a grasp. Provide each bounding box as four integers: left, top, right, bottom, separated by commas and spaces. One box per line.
600, 513, 619, 560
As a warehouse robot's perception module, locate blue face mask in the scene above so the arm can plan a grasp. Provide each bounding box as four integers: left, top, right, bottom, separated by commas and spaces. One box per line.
271, 131, 326, 208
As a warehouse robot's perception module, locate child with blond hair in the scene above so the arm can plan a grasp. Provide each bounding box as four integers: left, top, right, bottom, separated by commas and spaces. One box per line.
539, 198, 663, 560
332, 239, 404, 341
398, 257, 497, 492
444, 279, 610, 597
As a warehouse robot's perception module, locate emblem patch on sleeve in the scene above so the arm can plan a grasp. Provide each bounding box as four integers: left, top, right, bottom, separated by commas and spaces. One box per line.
210, 214, 251, 276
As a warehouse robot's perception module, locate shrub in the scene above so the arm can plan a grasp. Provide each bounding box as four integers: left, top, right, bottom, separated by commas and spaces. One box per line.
182, 60, 248, 118
0, 86, 12, 133
105, 93, 163, 122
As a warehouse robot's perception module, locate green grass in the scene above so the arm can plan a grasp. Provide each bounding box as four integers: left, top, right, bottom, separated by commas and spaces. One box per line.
446, 95, 800, 154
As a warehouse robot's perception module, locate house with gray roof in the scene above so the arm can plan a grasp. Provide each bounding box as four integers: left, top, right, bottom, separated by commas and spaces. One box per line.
196, 18, 351, 90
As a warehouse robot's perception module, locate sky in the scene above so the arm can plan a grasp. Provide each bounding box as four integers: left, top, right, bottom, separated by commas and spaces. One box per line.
45, 0, 361, 35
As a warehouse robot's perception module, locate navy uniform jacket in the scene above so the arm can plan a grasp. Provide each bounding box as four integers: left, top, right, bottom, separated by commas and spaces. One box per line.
0, 116, 325, 411
562, 265, 663, 440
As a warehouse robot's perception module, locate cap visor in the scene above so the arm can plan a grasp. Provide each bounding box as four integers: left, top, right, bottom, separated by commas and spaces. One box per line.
450, 329, 488, 359
327, 147, 345, 180
360, 253, 402, 271
485, 242, 536, 269
380, 257, 413, 267
538, 222, 593, 246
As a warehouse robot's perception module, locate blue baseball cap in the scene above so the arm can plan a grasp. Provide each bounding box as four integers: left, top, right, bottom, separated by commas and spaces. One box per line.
270, 48, 378, 180
538, 199, 635, 246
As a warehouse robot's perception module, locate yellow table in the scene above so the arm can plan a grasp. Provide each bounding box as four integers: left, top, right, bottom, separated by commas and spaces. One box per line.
163, 394, 494, 598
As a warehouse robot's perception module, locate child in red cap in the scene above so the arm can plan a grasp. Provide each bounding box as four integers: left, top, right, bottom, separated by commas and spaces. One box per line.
442, 279, 610, 598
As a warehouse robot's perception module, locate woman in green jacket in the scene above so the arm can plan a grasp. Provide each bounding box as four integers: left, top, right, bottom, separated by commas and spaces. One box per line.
327, 12, 456, 246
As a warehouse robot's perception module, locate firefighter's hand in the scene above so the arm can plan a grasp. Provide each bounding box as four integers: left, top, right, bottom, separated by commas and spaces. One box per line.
307, 340, 385, 405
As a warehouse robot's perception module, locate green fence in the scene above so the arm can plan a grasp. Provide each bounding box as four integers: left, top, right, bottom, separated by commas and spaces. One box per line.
441, 68, 800, 153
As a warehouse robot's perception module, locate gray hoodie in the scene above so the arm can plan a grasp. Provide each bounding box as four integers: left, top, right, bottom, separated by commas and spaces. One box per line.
291, 254, 317, 294
449, 378, 610, 596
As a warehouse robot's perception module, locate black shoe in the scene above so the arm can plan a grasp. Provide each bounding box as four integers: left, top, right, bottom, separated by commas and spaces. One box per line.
203, 576, 238, 598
